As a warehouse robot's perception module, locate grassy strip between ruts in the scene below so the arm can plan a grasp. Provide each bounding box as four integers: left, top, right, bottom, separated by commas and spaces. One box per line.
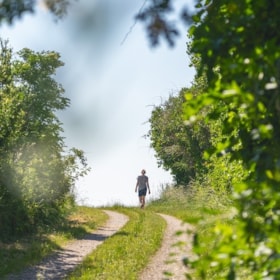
0, 206, 107, 278
66, 206, 166, 280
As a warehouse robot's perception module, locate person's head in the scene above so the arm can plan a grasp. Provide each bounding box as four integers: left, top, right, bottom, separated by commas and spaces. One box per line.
141, 169, 146, 175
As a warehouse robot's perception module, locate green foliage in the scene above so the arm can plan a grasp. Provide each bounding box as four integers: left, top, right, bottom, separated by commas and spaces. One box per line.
0, 0, 71, 25
148, 48, 249, 279
183, 0, 280, 278
148, 89, 211, 185
136, 0, 180, 47
0, 39, 89, 239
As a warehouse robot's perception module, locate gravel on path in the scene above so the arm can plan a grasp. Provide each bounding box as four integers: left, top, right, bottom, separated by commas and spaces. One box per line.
5, 210, 128, 280
139, 213, 193, 280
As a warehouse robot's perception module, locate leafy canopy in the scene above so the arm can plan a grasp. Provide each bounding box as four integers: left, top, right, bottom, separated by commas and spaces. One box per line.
148, 88, 211, 185
0, 39, 89, 238
184, 0, 280, 278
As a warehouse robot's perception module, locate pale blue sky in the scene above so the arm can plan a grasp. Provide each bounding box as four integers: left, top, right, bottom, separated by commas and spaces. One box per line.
2, 0, 195, 206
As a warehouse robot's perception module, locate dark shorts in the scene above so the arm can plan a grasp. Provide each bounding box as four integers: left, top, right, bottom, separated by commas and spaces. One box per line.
139, 188, 147, 197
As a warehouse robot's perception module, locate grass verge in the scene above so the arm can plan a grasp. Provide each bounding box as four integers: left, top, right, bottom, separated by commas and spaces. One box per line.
147, 185, 230, 223
67, 206, 166, 280
0, 206, 107, 278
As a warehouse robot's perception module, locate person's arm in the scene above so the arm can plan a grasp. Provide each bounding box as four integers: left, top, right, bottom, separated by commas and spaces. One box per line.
135, 178, 139, 192
147, 178, 151, 194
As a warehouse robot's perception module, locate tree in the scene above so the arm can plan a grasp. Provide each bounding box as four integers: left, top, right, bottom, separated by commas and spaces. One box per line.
0, 40, 89, 237
183, 0, 280, 278
149, 88, 211, 185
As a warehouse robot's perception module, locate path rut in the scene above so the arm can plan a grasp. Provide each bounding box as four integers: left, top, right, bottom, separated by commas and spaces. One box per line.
139, 214, 193, 280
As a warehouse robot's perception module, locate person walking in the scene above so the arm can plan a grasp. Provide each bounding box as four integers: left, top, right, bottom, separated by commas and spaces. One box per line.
135, 169, 151, 208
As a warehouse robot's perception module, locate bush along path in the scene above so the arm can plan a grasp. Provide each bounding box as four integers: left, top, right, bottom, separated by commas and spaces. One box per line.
5, 210, 129, 280
139, 213, 193, 280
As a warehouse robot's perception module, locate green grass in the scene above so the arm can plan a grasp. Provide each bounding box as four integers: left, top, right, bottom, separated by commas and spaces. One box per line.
0, 206, 107, 278
1, 205, 166, 280
147, 185, 230, 223
67, 206, 166, 280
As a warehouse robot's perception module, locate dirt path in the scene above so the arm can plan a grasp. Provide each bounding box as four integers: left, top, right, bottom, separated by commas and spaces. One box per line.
139, 213, 193, 280
5, 210, 129, 280
5, 211, 193, 280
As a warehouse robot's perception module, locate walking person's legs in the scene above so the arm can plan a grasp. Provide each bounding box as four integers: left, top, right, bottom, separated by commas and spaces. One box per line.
139, 195, 143, 207
140, 195, 146, 208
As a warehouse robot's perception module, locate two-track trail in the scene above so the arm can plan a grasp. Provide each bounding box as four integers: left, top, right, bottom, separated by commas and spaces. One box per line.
6, 211, 193, 280
6, 210, 128, 280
